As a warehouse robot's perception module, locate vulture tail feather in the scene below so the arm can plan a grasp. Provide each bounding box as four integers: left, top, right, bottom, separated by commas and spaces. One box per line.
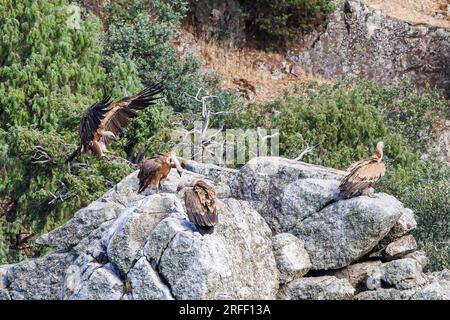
196, 225, 215, 235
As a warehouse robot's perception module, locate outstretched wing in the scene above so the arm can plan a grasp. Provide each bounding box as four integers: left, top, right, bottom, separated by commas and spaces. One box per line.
80, 86, 112, 147
185, 185, 218, 228
99, 82, 164, 145
340, 160, 386, 198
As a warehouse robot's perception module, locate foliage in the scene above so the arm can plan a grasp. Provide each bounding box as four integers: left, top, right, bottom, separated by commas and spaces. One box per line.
101, 0, 227, 159
240, 0, 336, 47
400, 161, 449, 272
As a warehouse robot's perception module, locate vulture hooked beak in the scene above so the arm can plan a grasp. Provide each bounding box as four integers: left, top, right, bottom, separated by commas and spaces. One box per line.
170, 155, 184, 177
375, 141, 385, 161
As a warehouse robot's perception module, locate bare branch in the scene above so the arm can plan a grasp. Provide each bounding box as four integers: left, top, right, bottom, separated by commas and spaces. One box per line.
31, 146, 54, 164
294, 145, 315, 161
46, 181, 73, 205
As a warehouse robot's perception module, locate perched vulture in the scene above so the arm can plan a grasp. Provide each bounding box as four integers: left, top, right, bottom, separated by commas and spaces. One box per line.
184, 179, 218, 235
339, 141, 386, 199
137, 151, 183, 193
66, 82, 164, 162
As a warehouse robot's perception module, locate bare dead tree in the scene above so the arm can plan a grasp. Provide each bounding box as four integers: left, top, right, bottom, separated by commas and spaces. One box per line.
31, 146, 54, 164
293, 144, 316, 161
184, 87, 220, 138
179, 88, 241, 166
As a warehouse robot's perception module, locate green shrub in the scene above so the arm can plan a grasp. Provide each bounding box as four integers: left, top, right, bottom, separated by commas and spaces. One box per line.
241, 0, 336, 47
101, 0, 229, 159
403, 170, 449, 272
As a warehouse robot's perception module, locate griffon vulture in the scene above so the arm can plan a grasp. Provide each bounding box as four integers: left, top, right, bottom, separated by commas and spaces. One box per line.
184, 179, 218, 234
137, 151, 183, 193
67, 82, 164, 162
339, 141, 386, 199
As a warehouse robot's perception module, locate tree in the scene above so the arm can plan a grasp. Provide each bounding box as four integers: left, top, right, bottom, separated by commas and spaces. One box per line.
241, 0, 336, 47
0, 0, 136, 263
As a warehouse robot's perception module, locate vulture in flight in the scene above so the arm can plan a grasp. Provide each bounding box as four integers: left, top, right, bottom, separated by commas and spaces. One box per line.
184, 179, 218, 235
137, 151, 183, 193
339, 141, 386, 199
67, 82, 164, 162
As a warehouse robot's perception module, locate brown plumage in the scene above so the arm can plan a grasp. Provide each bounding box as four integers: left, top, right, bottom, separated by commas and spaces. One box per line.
137, 151, 183, 193
339, 141, 386, 199
184, 179, 218, 234
67, 82, 164, 162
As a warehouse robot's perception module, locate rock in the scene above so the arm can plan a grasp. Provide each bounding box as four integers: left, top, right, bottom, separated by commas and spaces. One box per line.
36, 200, 125, 250
0, 156, 440, 300
366, 258, 428, 291
384, 235, 417, 260
272, 233, 312, 283
6, 252, 72, 300
413, 280, 450, 300
382, 208, 417, 243
69, 264, 123, 300
331, 261, 382, 288
414, 283, 450, 300
142, 216, 194, 270
280, 179, 340, 230
354, 288, 417, 300
146, 168, 233, 198
0, 289, 11, 300
278, 276, 355, 300
238, 157, 343, 219
365, 268, 382, 290
127, 257, 174, 300
404, 250, 428, 269
149, 198, 279, 299
381, 258, 428, 290
236, 157, 407, 271
101, 170, 145, 206
413, 270, 450, 300
0, 265, 11, 289
184, 160, 239, 191
296, 194, 404, 270
427, 269, 450, 283
104, 193, 182, 274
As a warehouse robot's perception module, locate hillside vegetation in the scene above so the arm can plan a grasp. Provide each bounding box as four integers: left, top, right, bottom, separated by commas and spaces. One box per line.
361, 0, 450, 28
0, 0, 448, 271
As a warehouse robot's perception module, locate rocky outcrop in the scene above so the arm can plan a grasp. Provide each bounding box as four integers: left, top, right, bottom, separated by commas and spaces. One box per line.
356, 265, 450, 300
272, 233, 312, 284
238, 157, 406, 270
329, 260, 383, 288
383, 235, 417, 261
290, 0, 450, 99
413, 270, 450, 300
278, 276, 355, 300
0, 156, 447, 300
